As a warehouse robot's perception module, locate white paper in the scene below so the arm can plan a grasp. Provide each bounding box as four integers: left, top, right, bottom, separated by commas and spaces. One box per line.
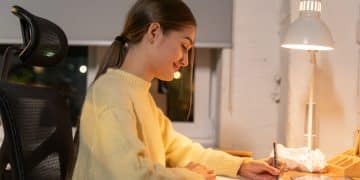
270, 144, 326, 172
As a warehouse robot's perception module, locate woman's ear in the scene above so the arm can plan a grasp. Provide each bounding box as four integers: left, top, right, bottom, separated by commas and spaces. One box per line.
145, 22, 162, 44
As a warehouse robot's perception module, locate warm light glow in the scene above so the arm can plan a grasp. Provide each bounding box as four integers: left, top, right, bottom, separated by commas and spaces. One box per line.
33, 66, 44, 74
79, 65, 87, 73
173, 71, 181, 79
281, 44, 333, 51
282, 0, 334, 52
300, 0, 321, 12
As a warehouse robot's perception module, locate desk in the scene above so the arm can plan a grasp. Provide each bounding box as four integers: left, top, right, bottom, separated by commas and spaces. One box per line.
282, 171, 360, 180
217, 171, 360, 180
216, 176, 238, 180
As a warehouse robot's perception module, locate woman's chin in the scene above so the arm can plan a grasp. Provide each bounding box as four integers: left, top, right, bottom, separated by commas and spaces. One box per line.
158, 75, 174, 82
163, 77, 174, 82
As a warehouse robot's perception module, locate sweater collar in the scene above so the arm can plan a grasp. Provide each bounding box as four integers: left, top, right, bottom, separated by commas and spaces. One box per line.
108, 68, 151, 91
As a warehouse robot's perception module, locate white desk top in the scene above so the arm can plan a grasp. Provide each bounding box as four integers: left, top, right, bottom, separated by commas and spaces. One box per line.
216, 176, 239, 180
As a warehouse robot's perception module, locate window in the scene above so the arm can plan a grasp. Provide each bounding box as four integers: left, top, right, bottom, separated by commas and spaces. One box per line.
150, 48, 220, 147
150, 67, 194, 123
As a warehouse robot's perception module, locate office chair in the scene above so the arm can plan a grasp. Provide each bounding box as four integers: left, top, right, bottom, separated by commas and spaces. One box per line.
0, 5, 74, 180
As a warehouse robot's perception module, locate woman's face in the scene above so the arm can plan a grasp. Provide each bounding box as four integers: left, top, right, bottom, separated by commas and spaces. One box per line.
149, 26, 195, 81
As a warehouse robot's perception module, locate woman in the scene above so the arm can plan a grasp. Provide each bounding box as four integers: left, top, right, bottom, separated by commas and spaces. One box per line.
73, 0, 282, 179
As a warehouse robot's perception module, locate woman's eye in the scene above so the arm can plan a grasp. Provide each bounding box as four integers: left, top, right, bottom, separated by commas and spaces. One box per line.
182, 44, 190, 51
182, 45, 187, 50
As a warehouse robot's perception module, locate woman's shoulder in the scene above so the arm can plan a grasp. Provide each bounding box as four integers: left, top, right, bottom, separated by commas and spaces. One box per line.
87, 72, 133, 110
93, 73, 129, 95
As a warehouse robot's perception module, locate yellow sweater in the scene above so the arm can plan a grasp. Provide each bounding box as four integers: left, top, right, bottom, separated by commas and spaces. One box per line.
73, 69, 245, 180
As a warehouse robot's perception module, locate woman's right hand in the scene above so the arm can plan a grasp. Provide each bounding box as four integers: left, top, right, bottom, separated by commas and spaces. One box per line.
238, 158, 282, 180
185, 162, 216, 180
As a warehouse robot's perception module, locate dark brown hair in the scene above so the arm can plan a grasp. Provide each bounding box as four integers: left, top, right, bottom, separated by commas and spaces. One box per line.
94, 0, 196, 81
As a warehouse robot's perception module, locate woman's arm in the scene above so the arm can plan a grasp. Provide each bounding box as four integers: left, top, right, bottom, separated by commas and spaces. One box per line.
82, 107, 203, 180
156, 108, 282, 179
157, 108, 247, 177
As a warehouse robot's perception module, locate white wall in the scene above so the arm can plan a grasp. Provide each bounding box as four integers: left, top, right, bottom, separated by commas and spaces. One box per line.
218, 0, 360, 159
218, 0, 288, 158
86, 0, 360, 161
287, 0, 360, 157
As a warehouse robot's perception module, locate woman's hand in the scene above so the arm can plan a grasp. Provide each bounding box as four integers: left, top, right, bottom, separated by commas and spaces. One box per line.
185, 162, 216, 180
238, 158, 285, 180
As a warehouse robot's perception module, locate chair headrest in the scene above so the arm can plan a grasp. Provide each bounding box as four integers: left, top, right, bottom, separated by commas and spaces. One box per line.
11, 5, 68, 66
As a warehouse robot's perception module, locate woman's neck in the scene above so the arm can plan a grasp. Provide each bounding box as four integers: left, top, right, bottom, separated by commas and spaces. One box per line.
120, 46, 153, 82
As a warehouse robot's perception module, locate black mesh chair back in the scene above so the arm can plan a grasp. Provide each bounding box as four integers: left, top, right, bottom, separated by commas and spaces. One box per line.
0, 5, 74, 180
0, 82, 74, 180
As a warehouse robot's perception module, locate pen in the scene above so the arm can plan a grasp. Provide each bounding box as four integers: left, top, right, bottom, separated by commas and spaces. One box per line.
355, 129, 360, 156
273, 142, 279, 180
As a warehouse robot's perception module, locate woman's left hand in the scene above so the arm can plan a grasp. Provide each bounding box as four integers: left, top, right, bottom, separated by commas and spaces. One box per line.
185, 162, 216, 180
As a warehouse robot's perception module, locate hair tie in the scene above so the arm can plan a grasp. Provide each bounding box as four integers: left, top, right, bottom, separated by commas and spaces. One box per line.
115, 35, 128, 44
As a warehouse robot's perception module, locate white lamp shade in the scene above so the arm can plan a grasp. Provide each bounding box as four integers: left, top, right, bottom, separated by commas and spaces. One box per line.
281, 16, 334, 51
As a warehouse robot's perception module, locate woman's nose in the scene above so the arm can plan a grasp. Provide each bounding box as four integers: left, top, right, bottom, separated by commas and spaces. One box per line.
179, 52, 189, 67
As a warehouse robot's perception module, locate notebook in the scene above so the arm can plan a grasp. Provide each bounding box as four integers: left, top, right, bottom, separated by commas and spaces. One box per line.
291, 175, 352, 180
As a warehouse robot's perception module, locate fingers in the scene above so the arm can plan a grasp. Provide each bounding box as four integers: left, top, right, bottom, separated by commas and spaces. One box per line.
253, 173, 277, 180
192, 165, 205, 172
240, 159, 282, 180
186, 162, 210, 171
185, 161, 215, 179
207, 169, 214, 174
266, 157, 284, 167
264, 157, 286, 175
266, 157, 275, 165
205, 172, 216, 180
278, 160, 287, 174
185, 162, 196, 169
258, 162, 280, 176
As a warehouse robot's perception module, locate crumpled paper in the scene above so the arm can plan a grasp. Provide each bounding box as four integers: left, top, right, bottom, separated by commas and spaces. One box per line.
269, 144, 326, 172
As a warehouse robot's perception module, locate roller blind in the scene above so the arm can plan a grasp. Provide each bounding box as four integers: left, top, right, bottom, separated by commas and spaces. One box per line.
0, 0, 232, 47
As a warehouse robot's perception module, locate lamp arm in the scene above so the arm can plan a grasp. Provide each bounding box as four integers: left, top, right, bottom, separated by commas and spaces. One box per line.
306, 50, 317, 150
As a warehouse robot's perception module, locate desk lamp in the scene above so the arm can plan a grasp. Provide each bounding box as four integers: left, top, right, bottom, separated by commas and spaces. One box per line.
281, 0, 334, 150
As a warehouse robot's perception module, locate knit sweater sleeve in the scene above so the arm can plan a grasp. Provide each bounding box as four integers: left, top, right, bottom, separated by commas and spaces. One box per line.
90, 106, 204, 180
158, 108, 248, 177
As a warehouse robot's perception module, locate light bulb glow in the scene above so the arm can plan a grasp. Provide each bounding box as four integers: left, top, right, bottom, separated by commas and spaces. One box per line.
281, 44, 333, 51
79, 65, 87, 73
173, 71, 181, 79
299, 0, 321, 13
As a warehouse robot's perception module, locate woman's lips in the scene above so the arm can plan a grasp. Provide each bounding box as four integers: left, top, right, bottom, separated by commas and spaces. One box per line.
173, 63, 180, 72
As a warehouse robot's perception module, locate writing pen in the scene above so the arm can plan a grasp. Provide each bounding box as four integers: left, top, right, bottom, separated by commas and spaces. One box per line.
355, 129, 360, 156
273, 142, 279, 180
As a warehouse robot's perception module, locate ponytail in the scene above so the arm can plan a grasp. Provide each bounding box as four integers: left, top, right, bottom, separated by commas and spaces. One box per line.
93, 35, 129, 81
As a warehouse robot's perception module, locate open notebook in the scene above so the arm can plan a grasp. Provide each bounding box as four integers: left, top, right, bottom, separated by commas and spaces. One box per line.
291, 175, 352, 180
